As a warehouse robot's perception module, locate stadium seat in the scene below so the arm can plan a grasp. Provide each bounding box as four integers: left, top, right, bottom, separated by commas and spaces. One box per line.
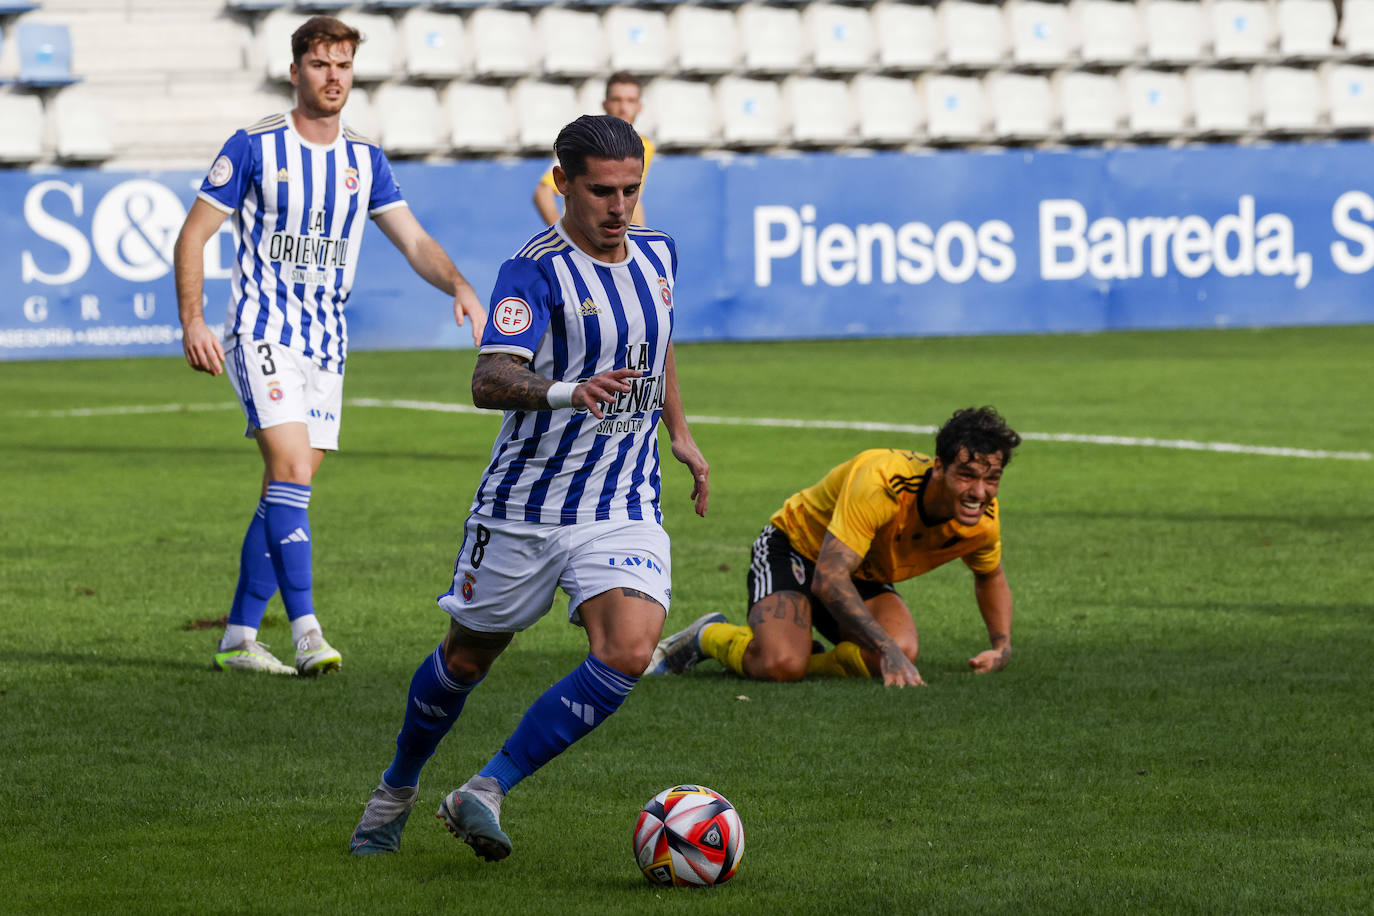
294, 1, 352, 9
1143, 0, 1207, 64
342, 85, 379, 138
802, 2, 875, 73
444, 82, 515, 153
871, 2, 938, 72
363, 0, 428, 8
0, 91, 44, 161
51, 85, 114, 161
737, 3, 805, 75
1122, 68, 1189, 136
1006, 0, 1074, 68
645, 78, 717, 149
1188, 66, 1254, 135
67, 16, 248, 82
1257, 65, 1325, 132
511, 79, 579, 153
16, 22, 80, 87
1275, 0, 1338, 61
715, 76, 784, 146
226, 0, 289, 10
987, 71, 1055, 140
1209, 0, 1274, 63
670, 4, 739, 75
401, 8, 467, 80
938, 0, 1008, 69
1056, 69, 1124, 138
851, 73, 922, 144
1072, 0, 1142, 66
783, 75, 854, 145
346, 13, 400, 82
0, 2, 39, 13
603, 7, 671, 76
1325, 63, 1374, 129
1338, 0, 1374, 56
374, 84, 444, 156
432, 0, 492, 8
921, 73, 988, 142
465, 8, 535, 78
536, 7, 606, 79
258, 9, 311, 80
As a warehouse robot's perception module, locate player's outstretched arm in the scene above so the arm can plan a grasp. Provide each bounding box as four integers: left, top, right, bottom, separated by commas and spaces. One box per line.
374, 207, 486, 346
173, 198, 230, 376
660, 343, 708, 517
969, 565, 1013, 673
471, 353, 639, 419
813, 535, 924, 688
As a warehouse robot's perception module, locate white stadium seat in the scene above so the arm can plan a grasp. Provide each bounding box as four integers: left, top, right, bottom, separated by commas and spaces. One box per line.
716, 76, 784, 146
1122, 68, 1189, 136
347, 13, 400, 82
536, 7, 606, 79
1257, 66, 1325, 132
604, 7, 671, 76
645, 78, 717, 149
1072, 0, 1142, 66
51, 85, 114, 161
1337, 0, 1374, 56
670, 4, 739, 75
511, 79, 579, 153
803, 2, 875, 73
401, 8, 467, 80
922, 73, 988, 141
1325, 63, 1374, 129
737, 3, 805, 75
444, 82, 515, 153
1006, 0, 1074, 68
0, 92, 45, 162
1056, 69, 1124, 138
783, 75, 855, 145
1275, 0, 1338, 61
341, 85, 379, 139
938, 0, 1008, 68
373, 84, 444, 156
258, 9, 310, 81
988, 71, 1055, 140
1188, 67, 1254, 135
468, 8, 537, 79
871, 1, 938, 72
852, 73, 923, 144
1142, 0, 1207, 65
1209, 0, 1274, 63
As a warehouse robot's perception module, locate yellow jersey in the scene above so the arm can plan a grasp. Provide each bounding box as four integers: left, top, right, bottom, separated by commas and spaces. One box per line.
769, 448, 1002, 584
538, 135, 656, 194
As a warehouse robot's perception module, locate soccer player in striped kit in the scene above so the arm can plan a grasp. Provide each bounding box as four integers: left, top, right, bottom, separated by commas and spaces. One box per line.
350, 115, 710, 860
173, 16, 486, 677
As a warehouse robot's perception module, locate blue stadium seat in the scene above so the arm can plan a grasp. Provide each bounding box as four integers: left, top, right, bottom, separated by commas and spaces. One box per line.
293, 1, 352, 10
16, 22, 79, 87
0, 2, 40, 14
225, 0, 289, 11
363, 0, 429, 8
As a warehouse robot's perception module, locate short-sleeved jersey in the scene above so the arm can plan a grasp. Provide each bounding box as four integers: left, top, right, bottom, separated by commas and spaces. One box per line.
538, 135, 655, 195
769, 449, 1002, 584
470, 222, 679, 526
197, 113, 407, 374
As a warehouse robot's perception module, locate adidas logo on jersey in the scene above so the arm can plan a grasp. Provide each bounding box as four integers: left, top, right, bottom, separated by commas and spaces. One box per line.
579, 297, 600, 316
279, 527, 309, 544
276, 168, 289, 182
561, 696, 596, 726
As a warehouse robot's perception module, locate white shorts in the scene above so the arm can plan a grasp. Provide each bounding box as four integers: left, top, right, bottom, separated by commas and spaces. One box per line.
438, 515, 673, 633
226, 339, 343, 451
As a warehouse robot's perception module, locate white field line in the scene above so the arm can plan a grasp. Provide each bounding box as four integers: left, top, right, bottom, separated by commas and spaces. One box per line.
18, 398, 1372, 462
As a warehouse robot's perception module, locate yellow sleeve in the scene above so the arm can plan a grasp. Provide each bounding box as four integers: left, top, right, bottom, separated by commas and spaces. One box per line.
641, 136, 655, 187
961, 508, 1003, 574
826, 455, 899, 559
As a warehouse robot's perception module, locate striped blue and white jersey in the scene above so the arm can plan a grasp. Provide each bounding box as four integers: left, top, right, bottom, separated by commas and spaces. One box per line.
472, 223, 679, 526
197, 113, 406, 374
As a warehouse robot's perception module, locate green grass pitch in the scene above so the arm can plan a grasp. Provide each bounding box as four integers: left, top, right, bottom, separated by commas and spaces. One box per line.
1, 326, 1370, 914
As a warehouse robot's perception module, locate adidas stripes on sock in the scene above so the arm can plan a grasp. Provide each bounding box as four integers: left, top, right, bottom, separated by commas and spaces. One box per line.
262, 481, 314, 621
384, 644, 482, 789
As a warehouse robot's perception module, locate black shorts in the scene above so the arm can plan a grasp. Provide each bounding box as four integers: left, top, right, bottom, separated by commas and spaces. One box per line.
745, 524, 896, 647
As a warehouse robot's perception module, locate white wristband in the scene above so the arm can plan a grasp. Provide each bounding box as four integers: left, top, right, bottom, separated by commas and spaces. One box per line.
546, 381, 577, 409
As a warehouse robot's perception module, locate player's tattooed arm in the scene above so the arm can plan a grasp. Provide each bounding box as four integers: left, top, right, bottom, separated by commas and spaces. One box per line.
970, 564, 1013, 673
472, 353, 552, 410
812, 535, 925, 687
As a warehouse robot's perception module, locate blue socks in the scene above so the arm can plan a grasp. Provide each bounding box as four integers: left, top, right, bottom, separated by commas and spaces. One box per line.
262, 481, 314, 622
479, 653, 637, 793
228, 500, 276, 630
384, 645, 481, 788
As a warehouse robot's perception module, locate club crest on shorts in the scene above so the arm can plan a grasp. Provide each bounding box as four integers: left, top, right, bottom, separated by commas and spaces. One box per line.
790, 555, 807, 585
268, 381, 284, 402
461, 571, 476, 602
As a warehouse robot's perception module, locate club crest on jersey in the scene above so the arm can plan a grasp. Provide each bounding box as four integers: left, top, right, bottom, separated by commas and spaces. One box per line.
657, 276, 672, 309
208, 155, 233, 187
343, 167, 359, 193
790, 555, 807, 584
461, 571, 476, 602
276, 168, 290, 183
493, 297, 532, 335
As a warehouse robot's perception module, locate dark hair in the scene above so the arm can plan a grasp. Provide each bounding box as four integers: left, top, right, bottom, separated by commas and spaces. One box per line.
554, 114, 645, 182
291, 16, 362, 65
604, 71, 643, 97
935, 406, 1021, 468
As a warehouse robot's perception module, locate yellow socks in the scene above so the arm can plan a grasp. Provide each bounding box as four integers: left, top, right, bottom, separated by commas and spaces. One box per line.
700, 622, 753, 677
805, 641, 872, 678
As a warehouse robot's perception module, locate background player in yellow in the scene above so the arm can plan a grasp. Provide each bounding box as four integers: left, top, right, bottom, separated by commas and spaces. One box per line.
647, 407, 1021, 688
533, 72, 654, 227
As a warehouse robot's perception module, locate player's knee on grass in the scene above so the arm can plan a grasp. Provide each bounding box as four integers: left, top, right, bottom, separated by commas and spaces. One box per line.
746, 645, 808, 682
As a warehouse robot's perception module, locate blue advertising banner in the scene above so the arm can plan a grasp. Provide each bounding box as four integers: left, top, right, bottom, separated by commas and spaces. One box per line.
3, 142, 1373, 361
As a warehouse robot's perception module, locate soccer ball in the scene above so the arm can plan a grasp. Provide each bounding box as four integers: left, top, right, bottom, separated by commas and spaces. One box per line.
633, 784, 744, 887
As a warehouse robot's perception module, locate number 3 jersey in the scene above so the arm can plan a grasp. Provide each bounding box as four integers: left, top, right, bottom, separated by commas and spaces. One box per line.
473, 223, 679, 526
196, 113, 407, 374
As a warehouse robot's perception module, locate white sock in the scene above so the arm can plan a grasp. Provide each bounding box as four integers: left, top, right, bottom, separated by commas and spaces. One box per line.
221, 624, 257, 651
291, 614, 322, 644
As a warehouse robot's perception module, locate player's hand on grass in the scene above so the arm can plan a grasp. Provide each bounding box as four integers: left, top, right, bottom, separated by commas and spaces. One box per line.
182, 320, 225, 376
452, 284, 487, 347
879, 644, 925, 688
574, 368, 642, 419
671, 438, 709, 517
968, 646, 1010, 673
